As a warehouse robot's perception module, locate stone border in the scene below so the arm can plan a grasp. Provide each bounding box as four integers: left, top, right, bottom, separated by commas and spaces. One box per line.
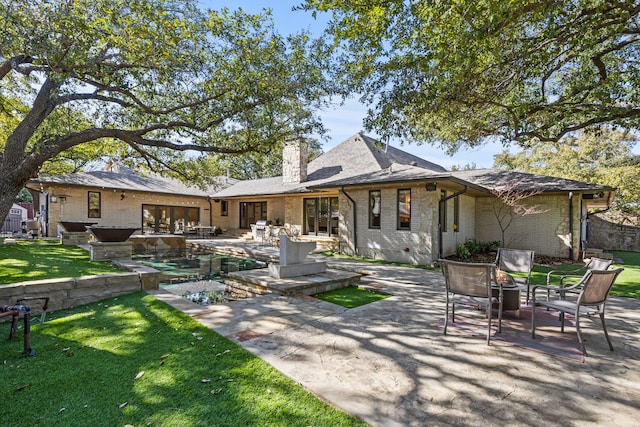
0, 259, 160, 313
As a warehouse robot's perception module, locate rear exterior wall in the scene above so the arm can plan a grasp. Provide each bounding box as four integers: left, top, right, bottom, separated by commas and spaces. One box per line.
338, 183, 439, 265
42, 185, 209, 237
474, 193, 580, 259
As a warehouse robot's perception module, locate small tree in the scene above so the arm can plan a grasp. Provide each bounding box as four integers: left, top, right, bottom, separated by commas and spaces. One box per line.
490, 182, 548, 247
15, 188, 33, 203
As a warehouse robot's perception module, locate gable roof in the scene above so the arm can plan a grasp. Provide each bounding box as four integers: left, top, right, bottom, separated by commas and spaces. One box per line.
28, 161, 235, 197
212, 133, 447, 198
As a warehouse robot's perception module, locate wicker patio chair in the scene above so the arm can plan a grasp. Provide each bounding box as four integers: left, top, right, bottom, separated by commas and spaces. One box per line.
495, 248, 535, 302
439, 259, 502, 345
531, 268, 624, 356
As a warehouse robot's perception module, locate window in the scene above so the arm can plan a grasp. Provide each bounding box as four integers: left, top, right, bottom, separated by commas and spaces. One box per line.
239, 202, 267, 229
303, 197, 339, 236
440, 190, 447, 232
397, 189, 411, 230
453, 196, 460, 232
88, 191, 101, 218
142, 204, 199, 234
369, 190, 381, 229
221, 200, 228, 216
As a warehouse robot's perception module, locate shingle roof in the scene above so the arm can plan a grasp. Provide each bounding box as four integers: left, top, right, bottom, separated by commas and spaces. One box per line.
212, 133, 447, 198
29, 162, 236, 197
450, 169, 614, 193
309, 166, 613, 193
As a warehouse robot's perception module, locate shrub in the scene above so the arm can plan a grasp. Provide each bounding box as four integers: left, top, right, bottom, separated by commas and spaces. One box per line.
463, 238, 500, 256
455, 244, 471, 259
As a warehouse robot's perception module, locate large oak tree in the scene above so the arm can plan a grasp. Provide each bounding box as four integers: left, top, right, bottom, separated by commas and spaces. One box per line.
302, 1, 640, 151
0, 0, 334, 224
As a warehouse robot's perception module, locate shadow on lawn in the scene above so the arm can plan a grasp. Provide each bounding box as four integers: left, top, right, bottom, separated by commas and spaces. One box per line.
0, 292, 364, 427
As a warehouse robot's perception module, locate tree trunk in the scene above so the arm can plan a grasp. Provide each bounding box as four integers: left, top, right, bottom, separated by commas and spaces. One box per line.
0, 180, 24, 228
0, 159, 39, 227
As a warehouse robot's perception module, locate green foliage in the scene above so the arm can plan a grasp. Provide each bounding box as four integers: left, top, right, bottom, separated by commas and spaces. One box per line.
302, 1, 640, 148
456, 239, 499, 259
495, 129, 640, 221
199, 137, 324, 180
465, 239, 500, 256
15, 188, 32, 203
455, 244, 471, 260
0, 292, 365, 426
0, 240, 125, 284
0, 0, 336, 221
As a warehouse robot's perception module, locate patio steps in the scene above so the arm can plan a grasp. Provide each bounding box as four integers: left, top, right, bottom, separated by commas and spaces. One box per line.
225, 268, 362, 298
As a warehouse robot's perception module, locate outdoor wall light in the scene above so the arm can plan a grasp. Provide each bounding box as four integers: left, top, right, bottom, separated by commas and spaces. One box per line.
120, 191, 126, 200
425, 182, 437, 192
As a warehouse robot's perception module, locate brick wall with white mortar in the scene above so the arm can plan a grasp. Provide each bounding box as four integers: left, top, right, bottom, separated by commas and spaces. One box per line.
42, 185, 210, 237
474, 193, 581, 259
338, 184, 440, 264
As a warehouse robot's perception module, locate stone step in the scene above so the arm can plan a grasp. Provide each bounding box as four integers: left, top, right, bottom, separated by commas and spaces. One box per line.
224, 278, 273, 299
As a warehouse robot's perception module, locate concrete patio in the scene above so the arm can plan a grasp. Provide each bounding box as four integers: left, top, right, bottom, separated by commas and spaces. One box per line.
150, 238, 640, 426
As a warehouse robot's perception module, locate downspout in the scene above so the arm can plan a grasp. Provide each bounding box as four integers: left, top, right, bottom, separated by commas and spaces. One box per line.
438, 185, 468, 259
340, 186, 358, 255
580, 194, 613, 256
207, 196, 213, 226
568, 192, 573, 260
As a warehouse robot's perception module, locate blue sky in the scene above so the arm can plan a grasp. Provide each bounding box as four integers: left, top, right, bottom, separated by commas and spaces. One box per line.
198, 1, 511, 169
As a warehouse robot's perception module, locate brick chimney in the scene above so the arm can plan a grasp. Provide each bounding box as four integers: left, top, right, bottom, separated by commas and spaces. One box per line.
282, 140, 308, 184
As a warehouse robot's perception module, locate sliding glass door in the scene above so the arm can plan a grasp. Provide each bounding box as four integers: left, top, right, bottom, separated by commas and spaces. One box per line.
239, 202, 267, 229
303, 197, 338, 236
142, 204, 199, 234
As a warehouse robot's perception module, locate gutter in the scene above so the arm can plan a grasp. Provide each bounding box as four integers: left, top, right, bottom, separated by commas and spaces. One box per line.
438, 184, 468, 259
340, 186, 358, 255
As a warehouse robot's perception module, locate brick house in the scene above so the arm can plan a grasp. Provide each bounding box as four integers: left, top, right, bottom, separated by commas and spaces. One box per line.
213, 133, 613, 263
27, 133, 613, 263
27, 161, 236, 238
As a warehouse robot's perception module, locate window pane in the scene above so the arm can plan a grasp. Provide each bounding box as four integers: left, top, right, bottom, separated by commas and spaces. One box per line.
304, 198, 316, 234
369, 190, 381, 228
440, 190, 447, 232
398, 189, 411, 229
453, 196, 460, 232
88, 191, 101, 218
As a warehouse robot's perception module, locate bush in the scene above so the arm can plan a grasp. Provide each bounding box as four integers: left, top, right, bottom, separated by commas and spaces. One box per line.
455, 244, 471, 259
463, 238, 500, 256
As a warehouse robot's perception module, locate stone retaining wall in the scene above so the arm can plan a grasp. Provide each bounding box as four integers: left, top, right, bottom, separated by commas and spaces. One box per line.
0, 265, 160, 314
588, 215, 640, 252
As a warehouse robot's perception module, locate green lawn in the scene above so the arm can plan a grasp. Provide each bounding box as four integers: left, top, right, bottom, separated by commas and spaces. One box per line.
527, 251, 640, 299
0, 239, 126, 284
315, 286, 390, 308
0, 292, 366, 427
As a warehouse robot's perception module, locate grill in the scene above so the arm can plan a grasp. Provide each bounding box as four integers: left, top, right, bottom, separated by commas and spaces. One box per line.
254, 220, 269, 245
